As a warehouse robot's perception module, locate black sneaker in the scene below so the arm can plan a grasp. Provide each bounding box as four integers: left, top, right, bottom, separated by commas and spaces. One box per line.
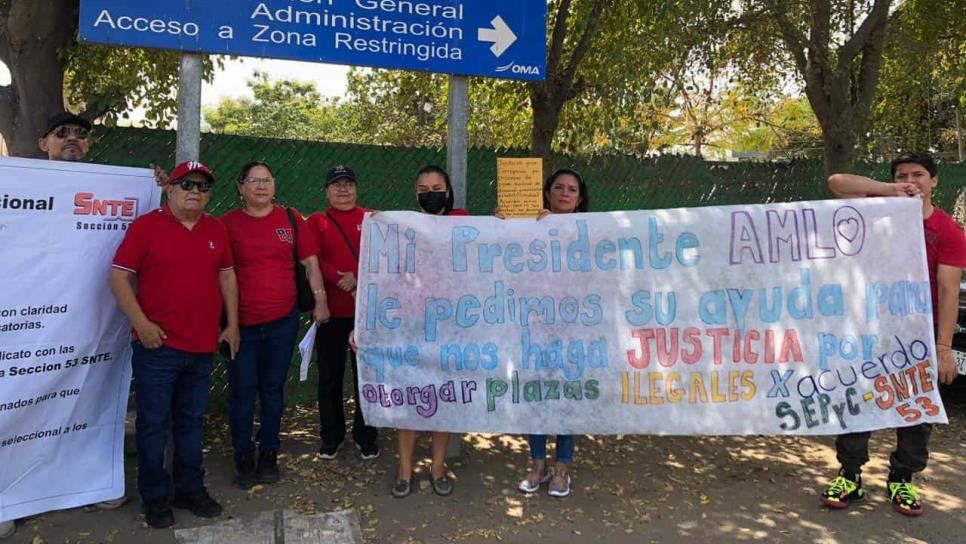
234, 453, 258, 489
357, 442, 380, 460
820, 469, 865, 509
888, 470, 923, 517
257, 449, 280, 483
143, 500, 174, 529
172, 488, 222, 519
318, 441, 343, 460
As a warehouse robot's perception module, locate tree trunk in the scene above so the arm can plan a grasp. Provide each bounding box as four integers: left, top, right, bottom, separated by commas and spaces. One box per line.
529, 90, 564, 162
0, 1, 77, 158
821, 124, 856, 176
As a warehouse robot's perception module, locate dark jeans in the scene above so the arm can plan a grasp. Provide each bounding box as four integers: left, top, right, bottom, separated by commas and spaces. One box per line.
315, 317, 377, 448
835, 423, 933, 476
228, 307, 300, 459
131, 343, 213, 504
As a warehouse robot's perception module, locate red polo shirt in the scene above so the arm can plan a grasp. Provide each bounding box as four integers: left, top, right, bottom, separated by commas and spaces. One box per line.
924, 207, 966, 320
112, 205, 234, 353
221, 206, 316, 326
305, 206, 368, 318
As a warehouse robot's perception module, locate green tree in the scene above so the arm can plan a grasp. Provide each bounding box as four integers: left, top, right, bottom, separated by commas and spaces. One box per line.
734, 0, 893, 174
870, 0, 966, 159
0, 0, 217, 157
204, 71, 358, 141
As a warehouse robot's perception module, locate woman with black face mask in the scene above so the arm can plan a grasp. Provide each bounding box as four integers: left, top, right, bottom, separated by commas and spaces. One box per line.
414, 164, 468, 217
348, 165, 465, 498
388, 165, 464, 498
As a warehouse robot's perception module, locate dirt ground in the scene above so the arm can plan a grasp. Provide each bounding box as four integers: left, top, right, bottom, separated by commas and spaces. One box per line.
10, 396, 966, 544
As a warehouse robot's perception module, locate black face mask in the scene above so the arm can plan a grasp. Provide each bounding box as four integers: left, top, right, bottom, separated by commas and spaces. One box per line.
418, 191, 448, 214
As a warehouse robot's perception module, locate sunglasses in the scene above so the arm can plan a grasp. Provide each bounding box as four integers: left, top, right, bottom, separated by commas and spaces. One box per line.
52, 126, 89, 140
174, 179, 213, 193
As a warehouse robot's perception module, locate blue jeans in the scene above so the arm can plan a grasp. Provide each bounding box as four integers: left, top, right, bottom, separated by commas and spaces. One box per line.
229, 308, 299, 459
131, 343, 213, 504
529, 435, 575, 464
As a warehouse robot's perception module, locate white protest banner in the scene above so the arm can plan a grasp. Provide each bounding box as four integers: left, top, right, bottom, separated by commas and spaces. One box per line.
0, 157, 161, 522
355, 199, 945, 435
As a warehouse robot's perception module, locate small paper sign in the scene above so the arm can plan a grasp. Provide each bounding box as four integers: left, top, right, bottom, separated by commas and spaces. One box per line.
497, 158, 543, 218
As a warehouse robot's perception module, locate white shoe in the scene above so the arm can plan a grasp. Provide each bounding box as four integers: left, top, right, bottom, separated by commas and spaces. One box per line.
84, 496, 127, 511
0, 520, 15, 539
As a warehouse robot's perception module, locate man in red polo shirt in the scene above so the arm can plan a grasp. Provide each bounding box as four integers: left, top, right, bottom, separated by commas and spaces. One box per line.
108, 161, 240, 529
824, 151, 966, 516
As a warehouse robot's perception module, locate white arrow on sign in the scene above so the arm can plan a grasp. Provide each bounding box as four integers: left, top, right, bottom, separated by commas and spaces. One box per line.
478, 15, 517, 58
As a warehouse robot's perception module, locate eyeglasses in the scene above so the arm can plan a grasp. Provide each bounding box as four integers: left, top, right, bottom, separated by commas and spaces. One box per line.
52, 126, 89, 140
240, 177, 275, 185
175, 179, 213, 193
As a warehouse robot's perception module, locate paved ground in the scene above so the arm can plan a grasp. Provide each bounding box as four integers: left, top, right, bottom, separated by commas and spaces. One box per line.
10, 394, 966, 544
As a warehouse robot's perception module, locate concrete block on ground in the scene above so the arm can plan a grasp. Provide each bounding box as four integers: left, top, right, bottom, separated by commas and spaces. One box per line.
174, 509, 362, 544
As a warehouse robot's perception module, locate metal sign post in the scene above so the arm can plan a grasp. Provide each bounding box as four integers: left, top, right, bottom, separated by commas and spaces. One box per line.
447, 75, 469, 210
175, 53, 203, 163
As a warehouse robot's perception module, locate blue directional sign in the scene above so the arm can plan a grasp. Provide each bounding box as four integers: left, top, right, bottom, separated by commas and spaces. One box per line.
79, 1, 547, 81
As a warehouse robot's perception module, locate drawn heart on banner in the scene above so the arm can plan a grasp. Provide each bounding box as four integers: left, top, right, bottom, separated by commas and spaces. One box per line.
836, 218, 860, 243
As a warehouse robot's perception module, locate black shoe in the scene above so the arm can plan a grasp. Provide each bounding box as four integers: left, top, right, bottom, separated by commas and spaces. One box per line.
257, 449, 280, 483
357, 442, 380, 460
143, 500, 174, 529
318, 441, 343, 460
172, 488, 222, 518
234, 453, 258, 489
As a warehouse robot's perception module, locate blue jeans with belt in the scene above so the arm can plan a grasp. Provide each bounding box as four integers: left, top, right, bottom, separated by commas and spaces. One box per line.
228, 307, 300, 459
131, 343, 213, 504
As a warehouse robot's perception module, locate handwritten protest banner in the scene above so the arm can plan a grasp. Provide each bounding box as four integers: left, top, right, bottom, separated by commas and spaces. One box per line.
354, 200, 946, 435
0, 158, 161, 522
497, 158, 544, 218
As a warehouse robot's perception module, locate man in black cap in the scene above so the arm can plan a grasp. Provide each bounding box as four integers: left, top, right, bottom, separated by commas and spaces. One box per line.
0, 112, 108, 540
37, 112, 92, 161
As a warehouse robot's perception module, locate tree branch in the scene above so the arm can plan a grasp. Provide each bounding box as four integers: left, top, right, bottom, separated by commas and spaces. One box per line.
559, 0, 606, 100
546, 0, 572, 84
765, 1, 809, 77
836, 0, 890, 72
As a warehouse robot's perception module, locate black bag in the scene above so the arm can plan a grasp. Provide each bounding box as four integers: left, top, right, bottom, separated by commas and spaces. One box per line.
285, 207, 316, 313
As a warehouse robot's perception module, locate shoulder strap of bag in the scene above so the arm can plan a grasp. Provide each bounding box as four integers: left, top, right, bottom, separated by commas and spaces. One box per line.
324, 210, 360, 263
284, 207, 300, 263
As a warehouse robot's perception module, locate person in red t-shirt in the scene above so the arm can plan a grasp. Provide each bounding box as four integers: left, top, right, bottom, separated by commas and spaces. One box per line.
219, 161, 331, 490
304, 165, 379, 460
109, 161, 239, 529
824, 152, 966, 516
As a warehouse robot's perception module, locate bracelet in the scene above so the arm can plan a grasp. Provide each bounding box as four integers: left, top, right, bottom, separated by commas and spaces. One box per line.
312, 288, 324, 295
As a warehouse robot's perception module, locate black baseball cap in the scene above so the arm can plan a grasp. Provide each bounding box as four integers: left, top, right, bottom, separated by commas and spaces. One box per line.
325, 165, 357, 186
43, 112, 92, 136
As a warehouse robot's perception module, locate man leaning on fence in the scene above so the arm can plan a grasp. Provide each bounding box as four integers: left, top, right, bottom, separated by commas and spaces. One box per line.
823, 151, 966, 516
108, 161, 241, 529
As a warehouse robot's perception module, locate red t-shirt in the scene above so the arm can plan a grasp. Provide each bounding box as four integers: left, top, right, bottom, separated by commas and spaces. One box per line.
304, 206, 368, 318
924, 207, 966, 319
112, 205, 234, 353
447, 208, 469, 216
221, 206, 316, 326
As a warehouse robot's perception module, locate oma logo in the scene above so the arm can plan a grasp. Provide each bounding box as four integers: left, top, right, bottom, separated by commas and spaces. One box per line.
495, 62, 542, 76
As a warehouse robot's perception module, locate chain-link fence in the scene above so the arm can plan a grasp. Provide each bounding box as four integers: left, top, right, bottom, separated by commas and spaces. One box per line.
87, 127, 966, 412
